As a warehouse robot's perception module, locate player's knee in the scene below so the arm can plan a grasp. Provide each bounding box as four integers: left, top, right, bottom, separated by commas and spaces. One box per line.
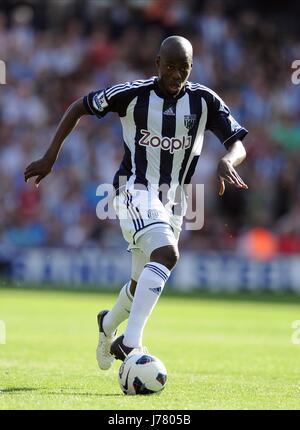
150, 245, 179, 270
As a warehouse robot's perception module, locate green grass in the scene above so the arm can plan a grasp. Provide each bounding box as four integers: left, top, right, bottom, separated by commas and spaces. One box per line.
1, 287, 300, 410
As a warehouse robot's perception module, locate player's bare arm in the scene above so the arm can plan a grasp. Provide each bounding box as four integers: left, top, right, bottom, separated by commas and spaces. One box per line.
24, 97, 88, 187
217, 139, 248, 196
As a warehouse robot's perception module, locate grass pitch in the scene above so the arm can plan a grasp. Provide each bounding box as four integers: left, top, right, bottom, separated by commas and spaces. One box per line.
0, 286, 300, 410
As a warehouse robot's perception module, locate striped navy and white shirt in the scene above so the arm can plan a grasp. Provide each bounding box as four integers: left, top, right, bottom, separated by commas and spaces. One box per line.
84, 76, 247, 210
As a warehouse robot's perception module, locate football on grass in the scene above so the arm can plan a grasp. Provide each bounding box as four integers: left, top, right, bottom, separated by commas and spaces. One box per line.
118, 353, 167, 395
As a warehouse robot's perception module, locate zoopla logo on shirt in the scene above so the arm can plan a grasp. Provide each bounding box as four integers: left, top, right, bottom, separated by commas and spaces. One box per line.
138, 129, 192, 154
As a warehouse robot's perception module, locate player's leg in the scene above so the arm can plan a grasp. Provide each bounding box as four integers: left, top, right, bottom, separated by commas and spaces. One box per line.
96, 283, 131, 370
111, 226, 179, 359
101, 249, 148, 334
96, 250, 147, 370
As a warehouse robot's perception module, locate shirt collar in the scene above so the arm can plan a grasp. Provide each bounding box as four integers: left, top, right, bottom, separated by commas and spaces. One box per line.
153, 77, 187, 101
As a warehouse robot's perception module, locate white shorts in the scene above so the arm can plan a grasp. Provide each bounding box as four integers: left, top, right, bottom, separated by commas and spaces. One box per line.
113, 187, 183, 248
113, 187, 183, 280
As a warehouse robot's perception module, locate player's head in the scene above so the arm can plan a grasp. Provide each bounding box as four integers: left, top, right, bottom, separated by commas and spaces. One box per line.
156, 35, 193, 97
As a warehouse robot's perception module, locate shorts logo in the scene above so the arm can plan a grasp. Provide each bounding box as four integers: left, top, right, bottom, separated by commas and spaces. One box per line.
93, 91, 108, 112
139, 129, 191, 153
184, 114, 197, 130
147, 209, 159, 219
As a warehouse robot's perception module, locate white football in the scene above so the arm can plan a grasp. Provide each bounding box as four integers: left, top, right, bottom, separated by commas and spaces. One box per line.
118, 353, 167, 395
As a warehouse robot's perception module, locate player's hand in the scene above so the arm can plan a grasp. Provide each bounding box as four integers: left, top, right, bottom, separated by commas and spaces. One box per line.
217, 159, 248, 196
24, 155, 55, 188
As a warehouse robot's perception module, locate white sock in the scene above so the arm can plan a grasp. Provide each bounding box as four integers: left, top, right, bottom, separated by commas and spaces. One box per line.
123, 262, 170, 348
102, 282, 133, 335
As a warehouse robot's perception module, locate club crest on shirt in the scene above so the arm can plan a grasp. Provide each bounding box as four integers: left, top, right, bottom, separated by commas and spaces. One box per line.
184, 114, 197, 130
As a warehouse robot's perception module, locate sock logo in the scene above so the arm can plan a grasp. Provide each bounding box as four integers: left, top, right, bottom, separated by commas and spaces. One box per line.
149, 287, 162, 295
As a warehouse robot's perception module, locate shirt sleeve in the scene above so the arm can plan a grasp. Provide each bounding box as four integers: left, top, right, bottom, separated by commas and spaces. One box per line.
83, 88, 112, 118
205, 89, 248, 149
83, 82, 134, 119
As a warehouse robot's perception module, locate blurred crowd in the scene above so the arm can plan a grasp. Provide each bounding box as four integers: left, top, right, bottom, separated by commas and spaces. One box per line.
0, 0, 300, 256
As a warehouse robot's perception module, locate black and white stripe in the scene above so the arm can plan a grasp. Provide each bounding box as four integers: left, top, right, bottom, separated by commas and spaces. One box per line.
158, 98, 177, 202
124, 88, 208, 198
144, 90, 164, 189
85, 77, 248, 214
105, 78, 155, 102
133, 90, 150, 188
122, 190, 145, 232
